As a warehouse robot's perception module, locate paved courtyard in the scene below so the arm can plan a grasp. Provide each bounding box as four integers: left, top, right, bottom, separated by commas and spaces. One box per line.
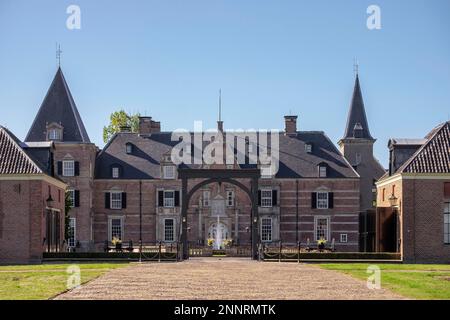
56, 258, 403, 300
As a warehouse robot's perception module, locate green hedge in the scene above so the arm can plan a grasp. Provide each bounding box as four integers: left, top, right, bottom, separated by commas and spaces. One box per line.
263, 252, 401, 260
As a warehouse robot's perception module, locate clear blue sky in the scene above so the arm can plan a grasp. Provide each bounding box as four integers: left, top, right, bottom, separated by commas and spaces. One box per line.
1, 0, 449, 167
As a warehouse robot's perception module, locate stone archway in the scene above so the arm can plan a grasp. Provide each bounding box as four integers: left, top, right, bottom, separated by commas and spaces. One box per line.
178, 168, 260, 260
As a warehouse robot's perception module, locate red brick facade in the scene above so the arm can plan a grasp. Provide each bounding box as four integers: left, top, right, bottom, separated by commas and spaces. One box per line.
377, 174, 450, 263
0, 176, 66, 264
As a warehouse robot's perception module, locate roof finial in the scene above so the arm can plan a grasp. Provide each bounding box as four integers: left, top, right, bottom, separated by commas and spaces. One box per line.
353, 57, 359, 77
56, 43, 62, 68
218, 89, 222, 122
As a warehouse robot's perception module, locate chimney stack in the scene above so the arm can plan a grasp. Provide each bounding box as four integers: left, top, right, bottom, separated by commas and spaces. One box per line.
284, 115, 298, 135
138, 116, 161, 135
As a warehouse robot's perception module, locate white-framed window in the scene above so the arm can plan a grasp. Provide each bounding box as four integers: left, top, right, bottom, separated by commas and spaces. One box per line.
317, 192, 329, 209
164, 218, 175, 242
319, 165, 327, 178
444, 202, 450, 244
261, 189, 273, 207
126, 143, 133, 154
340, 233, 348, 243
202, 190, 210, 207
164, 190, 175, 208
67, 189, 75, 208
62, 160, 75, 177
112, 167, 119, 179
226, 190, 235, 207
305, 144, 312, 153
109, 217, 123, 241
48, 129, 61, 140
261, 218, 272, 242
315, 217, 329, 241
110, 192, 122, 209
163, 165, 175, 179
68, 217, 76, 247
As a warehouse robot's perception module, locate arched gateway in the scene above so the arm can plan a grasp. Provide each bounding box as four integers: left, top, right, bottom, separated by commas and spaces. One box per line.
178, 168, 260, 260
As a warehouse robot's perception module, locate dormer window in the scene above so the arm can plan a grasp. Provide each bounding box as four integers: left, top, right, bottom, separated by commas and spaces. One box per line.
318, 164, 327, 178
125, 143, 133, 154
48, 129, 60, 140
112, 167, 120, 179
305, 143, 313, 153
46, 122, 63, 141
163, 165, 176, 179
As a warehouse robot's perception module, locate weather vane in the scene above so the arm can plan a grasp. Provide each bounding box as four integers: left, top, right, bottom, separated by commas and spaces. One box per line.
353, 57, 359, 76
56, 43, 62, 67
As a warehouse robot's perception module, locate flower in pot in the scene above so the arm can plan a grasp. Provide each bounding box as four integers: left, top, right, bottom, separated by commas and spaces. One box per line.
207, 238, 214, 247
112, 236, 122, 250
223, 239, 233, 248
317, 238, 327, 251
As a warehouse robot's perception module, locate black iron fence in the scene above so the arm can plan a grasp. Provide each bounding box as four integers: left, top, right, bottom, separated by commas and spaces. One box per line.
261, 241, 401, 262
44, 241, 182, 262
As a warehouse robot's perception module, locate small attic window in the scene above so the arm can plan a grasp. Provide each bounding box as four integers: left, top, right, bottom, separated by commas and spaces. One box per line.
48, 128, 61, 141
125, 143, 133, 154
318, 164, 327, 178
305, 143, 312, 153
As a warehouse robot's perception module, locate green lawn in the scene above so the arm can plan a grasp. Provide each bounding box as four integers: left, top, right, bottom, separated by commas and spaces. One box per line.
0, 263, 127, 300
319, 263, 450, 299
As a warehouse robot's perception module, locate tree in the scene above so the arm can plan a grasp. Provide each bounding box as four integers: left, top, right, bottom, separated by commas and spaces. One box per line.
103, 110, 140, 143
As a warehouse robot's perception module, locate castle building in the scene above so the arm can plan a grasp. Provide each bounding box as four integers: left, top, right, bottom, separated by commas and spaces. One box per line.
1, 67, 388, 262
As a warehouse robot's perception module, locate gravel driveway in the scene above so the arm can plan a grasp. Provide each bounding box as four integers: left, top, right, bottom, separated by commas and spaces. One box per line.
55, 258, 403, 300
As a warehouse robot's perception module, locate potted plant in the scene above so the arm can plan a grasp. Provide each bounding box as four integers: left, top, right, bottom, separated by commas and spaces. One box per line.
317, 238, 327, 251
207, 238, 214, 247
112, 236, 122, 251
223, 239, 233, 248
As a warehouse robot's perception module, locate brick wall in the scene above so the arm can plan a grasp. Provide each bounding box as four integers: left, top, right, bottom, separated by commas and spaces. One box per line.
377, 175, 450, 263
0, 178, 65, 264
53, 142, 97, 250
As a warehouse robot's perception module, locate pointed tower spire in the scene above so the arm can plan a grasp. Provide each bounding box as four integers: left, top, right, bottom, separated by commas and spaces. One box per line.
217, 89, 223, 132
342, 74, 373, 140
25, 68, 90, 143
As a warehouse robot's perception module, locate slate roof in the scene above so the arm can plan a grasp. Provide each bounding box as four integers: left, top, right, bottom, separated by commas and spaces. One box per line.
342, 75, 374, 140
25, 67, 90, 143
397, 121, 450, 174
95, 131, 359, 179
389, 138, 427, 147
0, 126, 44, 174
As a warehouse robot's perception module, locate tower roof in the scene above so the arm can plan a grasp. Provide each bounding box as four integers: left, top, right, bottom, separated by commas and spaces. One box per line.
342, 74, 373, 140
25, 67, 90, 143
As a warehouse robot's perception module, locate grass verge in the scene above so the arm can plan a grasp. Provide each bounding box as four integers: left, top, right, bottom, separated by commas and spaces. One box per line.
0, 263, 127, 300
319, 263, 450, 299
